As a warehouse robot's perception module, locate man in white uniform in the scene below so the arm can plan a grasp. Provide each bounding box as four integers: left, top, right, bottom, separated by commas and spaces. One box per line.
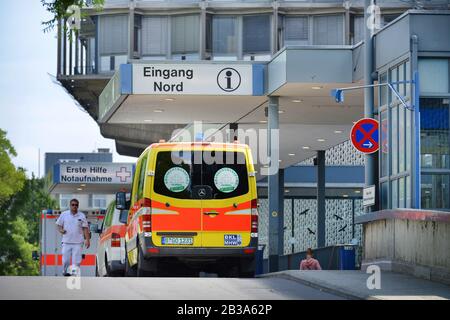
56, 198, 90, 276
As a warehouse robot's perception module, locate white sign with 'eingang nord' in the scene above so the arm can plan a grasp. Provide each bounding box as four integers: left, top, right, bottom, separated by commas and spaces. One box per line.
132, 64, 253, 95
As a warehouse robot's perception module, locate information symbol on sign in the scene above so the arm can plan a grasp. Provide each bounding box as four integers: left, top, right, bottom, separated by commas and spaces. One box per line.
217, 68, 241, 92
350, 118, 379, 154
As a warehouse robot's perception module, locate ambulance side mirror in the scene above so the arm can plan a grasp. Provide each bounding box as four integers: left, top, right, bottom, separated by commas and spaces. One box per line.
116, 192, 129, 210
119, 210, 128, 224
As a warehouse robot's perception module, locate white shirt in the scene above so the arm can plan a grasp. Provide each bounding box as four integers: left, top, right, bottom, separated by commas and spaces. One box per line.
56, 210, 88, 244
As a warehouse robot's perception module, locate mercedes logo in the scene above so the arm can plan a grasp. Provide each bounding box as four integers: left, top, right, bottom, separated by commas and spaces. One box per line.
198, 188, 206, 197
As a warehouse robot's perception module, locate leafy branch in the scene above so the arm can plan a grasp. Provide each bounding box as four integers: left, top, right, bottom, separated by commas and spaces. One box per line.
41, 0, 104, 33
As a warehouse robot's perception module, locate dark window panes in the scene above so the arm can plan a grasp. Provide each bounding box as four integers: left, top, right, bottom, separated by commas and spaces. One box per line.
212, 16, 237, 55
420, 98, 450, 169
381, 181, 388, 209
201, 151, 249, 199
421, 174, 450, 210
284, 16, 309, 45
153, 151, 249, 200
243, 15, 271, 54
137, 155, 148, 200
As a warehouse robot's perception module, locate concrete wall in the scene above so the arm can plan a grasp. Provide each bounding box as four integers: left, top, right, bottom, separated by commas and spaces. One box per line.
362, 218, 450, 284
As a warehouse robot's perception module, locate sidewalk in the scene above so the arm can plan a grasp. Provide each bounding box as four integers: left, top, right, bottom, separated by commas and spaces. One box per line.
259, 270, 450, 300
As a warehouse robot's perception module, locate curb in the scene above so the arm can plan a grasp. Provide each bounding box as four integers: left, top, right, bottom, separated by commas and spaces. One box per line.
258, 272, 374, 300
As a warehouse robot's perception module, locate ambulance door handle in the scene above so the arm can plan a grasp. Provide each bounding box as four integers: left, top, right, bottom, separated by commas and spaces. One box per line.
203, 212, 219, 216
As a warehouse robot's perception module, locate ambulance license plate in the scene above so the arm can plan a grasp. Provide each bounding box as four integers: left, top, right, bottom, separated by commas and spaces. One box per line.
161, 237, 193, 245
224, 234, 242, 246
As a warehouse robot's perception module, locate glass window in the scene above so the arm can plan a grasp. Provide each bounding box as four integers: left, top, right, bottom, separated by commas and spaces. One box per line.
382, 14, 401, 26
153, 151, 249, 200
103, 204, 114, 229
171, 15, 200, 55
420, 98, 450, 169
212, 16, 238, 57
419, 59, 449, 94
421, 174, 450, 209
381, 182, 388, 209
141, 16, 168, 57
391, 105, 398, 175
352, 15, 364, 44
391, 66, 398, 103
405, 60, 411, 100
60, 194, 73, 210
406, 175, 411, 208
398, 177, 405, 208
392, 179, 398, 209
406, 104, 412, 171
92, 195, 107, 209
399, 105, 405, 173
313, 15, 344, 45
380, 72, 388, 107
137, 155, 148, 200
380, 110, 388, 177
243, 15, 271, 54
398, 63, 405, 97
98, 14, 129, 55
284, 16, 309, 46
134, 14, 141, 53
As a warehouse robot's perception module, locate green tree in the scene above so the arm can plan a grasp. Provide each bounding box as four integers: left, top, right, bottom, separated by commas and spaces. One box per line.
0, 130, 55, 275
0, 129, 25, 206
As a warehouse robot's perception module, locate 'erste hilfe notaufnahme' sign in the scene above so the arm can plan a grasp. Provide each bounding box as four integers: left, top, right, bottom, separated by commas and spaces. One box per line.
132, 64, 253, 95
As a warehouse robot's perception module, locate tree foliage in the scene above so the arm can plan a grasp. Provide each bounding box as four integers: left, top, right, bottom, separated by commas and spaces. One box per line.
41, 0, 104, 33
0, 130, 56, 275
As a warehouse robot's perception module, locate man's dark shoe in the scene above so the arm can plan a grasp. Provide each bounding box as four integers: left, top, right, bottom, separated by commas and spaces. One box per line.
63, 272, 71, 277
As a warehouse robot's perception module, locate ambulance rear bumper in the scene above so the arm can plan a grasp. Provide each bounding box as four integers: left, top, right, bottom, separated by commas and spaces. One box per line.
142, 237, 258, 259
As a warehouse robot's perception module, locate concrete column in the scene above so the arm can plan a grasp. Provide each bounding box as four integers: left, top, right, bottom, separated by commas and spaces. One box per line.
57, 19, 62, 75
128, 1, 135, 61
69, 30, 73, 75
75, 31, 79, 74
272, 1, 279, 55
364, 0, 379, 212
229, 123, 238, 143
344, 3, 351, 45
199, 3, 207, 60
278, 168, 285, 263
316, 150, 326, 248
63, 18, 67, 75
268, 96, 280, 272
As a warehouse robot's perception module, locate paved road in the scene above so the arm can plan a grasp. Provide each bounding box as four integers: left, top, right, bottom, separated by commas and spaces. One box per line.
0, 276, 345, 300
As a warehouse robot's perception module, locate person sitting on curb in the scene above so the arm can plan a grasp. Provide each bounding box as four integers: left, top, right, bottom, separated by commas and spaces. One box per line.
300, 248, 322, 270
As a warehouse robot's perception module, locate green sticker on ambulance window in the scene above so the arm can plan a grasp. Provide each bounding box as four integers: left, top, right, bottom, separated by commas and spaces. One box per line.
214, 168, 239, 193
164, 167, 190, 193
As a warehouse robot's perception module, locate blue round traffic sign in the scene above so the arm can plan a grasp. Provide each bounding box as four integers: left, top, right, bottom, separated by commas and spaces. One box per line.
350, 118, 379, 154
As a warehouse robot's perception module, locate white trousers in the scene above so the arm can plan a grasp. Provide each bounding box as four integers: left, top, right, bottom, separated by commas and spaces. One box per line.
62, 243, 83, 274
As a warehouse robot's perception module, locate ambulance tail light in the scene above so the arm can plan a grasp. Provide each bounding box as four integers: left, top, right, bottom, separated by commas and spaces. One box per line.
111, 233, 121, 247
251, 199, 258, 236
142, 198, 152, 208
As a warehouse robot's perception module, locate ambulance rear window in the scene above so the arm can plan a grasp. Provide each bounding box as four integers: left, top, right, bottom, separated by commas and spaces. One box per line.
153, 151, 249, 199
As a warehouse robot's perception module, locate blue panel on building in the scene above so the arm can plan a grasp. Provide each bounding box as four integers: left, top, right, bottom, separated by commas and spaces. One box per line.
120, 64, 133, 95
252, 64, 265, 96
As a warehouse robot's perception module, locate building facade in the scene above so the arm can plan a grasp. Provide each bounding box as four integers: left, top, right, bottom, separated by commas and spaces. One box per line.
56, 1, 450, 274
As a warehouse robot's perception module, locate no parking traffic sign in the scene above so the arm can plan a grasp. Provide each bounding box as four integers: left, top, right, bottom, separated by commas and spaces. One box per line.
350, 118, 379, 154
